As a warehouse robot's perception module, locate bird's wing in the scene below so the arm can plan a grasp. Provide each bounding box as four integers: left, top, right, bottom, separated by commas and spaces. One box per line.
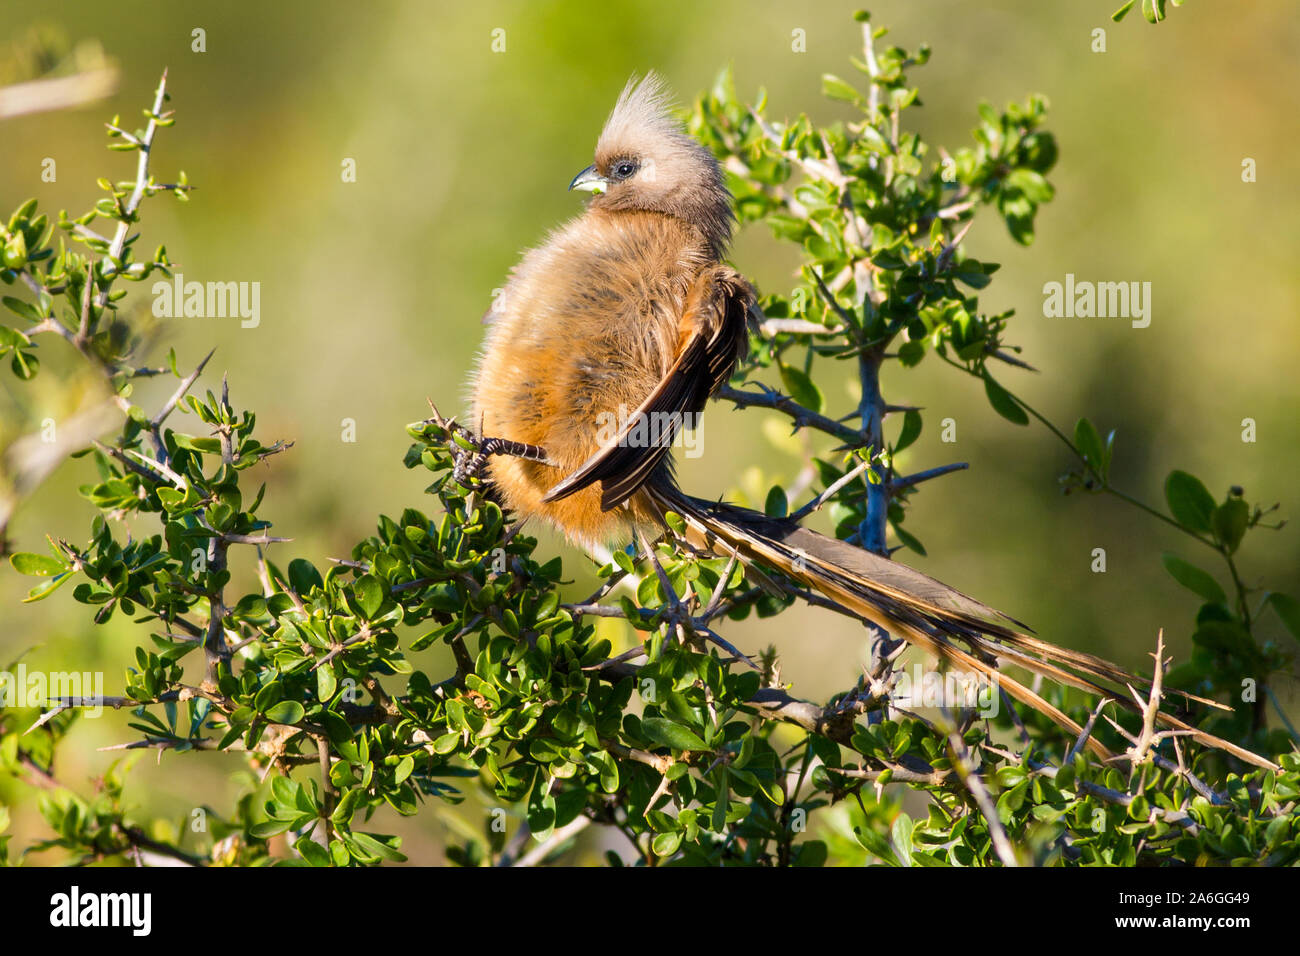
542, 265, 752, 510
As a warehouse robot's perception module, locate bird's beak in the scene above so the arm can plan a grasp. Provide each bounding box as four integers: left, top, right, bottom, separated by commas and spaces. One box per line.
568, 164, 608, 194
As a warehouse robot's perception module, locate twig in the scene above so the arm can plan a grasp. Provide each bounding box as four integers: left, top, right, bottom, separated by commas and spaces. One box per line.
792, 455, 874, 520
97, 71, 170, 303
93, 439, 187, 490
151, 348, 216, 428
511, 816, 592, 867
1067, 698, 1112, 764
944, 718, 1019, 866
759, 317, 845, 337
719, 384, 864, 445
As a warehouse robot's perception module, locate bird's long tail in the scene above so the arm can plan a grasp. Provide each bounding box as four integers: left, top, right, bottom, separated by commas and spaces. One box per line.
646, 486, 1277, 770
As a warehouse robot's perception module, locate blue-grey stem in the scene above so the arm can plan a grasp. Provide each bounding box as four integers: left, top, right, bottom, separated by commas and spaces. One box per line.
857, 349, 890, 556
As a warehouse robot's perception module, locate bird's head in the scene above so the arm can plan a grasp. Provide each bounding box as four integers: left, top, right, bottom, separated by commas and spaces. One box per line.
569, 73, 734, 256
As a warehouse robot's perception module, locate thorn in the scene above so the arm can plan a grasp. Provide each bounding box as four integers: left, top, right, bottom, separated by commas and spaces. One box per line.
890, 462, 968, 493
990, 348, 1039, 372
151, 347, 215, 428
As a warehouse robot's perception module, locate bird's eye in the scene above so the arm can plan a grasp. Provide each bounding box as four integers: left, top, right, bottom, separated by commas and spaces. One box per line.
613, 160, 638, 180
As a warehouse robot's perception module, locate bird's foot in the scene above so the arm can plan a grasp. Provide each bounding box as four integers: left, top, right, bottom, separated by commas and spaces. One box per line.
478, 436, 551, 463
452, 433, 553, 485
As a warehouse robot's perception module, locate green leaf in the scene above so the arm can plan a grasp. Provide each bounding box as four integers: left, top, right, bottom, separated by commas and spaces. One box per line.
3, 231, 28, 270
894, 409, 922, 454
348, 831, 406, 862
24, 572, 73, 603
1160, 553, 1226, 604
0, 326, 31, 349
778, 361, 824, 414
897, 340, 925, 367
316, 664, 337, 702
1073, 418, 1106, 480
254, 681, 282, 712
1164, 471, 1215, 534
1128, 794, 1150, 820
1004, 169, 1054, 204
11, 350, 39, 380
891, 813, 914, 867
264, 700, 306, 725
288, 558, 324, 595
821, 74, 863, 106
640, 717, 708, 752
7, 198, 38, 231
764, 485, 788, 518
250, 819, 295, 839
354, 574, 384, 618
711, 770, 729, 833
294, 835, 331, 866
854, 825, 901, 865
651, 831, 683, 857
613, 548, 635, 574
270, 774, 299, 811
996, 765, 1028, 787
171, 435, 222, 453
982, 373, 1028, 426
2, 296, 42, 323
951, 263, 993, 289
1211, 499, 1248, 553
1266, 593, 1300, 643
393, 754, 415, 785
331, 788, 362, 827
10, 552, 67, 576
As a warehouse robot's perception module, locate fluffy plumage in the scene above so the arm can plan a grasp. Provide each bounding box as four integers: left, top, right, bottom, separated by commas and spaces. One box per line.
470, 71, 749, 547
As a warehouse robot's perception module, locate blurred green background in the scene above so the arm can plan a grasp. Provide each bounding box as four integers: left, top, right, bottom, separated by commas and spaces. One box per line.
2, 0, 1296, 863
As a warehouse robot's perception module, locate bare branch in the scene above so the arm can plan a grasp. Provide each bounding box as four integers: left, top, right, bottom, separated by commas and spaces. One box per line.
719, 384, 864, 445
792, 455, 874, 520
152, 348, 216, 428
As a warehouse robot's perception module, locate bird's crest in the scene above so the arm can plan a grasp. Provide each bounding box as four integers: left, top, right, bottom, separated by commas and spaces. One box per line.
595, 72, 685, 165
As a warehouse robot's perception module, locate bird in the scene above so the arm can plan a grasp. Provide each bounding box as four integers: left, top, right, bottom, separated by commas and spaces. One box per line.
466, 73, 1275, 770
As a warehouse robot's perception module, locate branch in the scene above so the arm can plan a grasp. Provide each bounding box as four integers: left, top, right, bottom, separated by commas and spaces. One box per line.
151, 348, 215, 429
97, 70, 171, 303
759, 317, 845, 337
792, 454, 874, 520
0, 67, 118, 120
945, 723, 1020, 867
511, 816, 592, 867
719, 385, 863, 445
856, 349, 890, 555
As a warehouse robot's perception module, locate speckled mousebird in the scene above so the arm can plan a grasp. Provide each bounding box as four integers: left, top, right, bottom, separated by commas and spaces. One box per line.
467, 74, 1274, 770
